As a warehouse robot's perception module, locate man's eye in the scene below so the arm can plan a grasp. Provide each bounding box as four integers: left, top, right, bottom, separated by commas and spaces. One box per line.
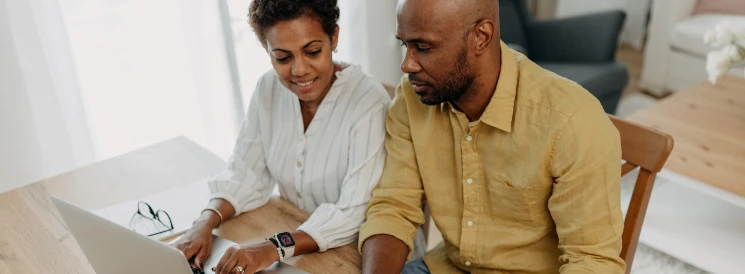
417, 46, 430, 53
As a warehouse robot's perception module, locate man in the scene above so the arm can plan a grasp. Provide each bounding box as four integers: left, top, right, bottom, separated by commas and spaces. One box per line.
358, 0, 626, 273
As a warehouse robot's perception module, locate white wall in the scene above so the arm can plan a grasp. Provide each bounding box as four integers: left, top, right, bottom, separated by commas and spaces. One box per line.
556, 0, 625, 18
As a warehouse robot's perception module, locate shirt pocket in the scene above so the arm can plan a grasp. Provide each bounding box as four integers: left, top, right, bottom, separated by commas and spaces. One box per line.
488, 179, 548, 227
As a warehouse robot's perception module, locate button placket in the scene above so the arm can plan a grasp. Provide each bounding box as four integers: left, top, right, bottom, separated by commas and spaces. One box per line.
459, 123, 479, 266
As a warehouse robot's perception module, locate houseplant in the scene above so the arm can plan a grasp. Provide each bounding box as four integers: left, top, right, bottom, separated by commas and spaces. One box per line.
704, 23, 745, 84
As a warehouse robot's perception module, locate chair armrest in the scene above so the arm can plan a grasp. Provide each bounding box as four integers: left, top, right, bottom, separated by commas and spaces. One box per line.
526, 10, 626, 63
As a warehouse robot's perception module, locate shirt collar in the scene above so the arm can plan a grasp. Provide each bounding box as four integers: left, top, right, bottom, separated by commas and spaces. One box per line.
479, 41, 518, 132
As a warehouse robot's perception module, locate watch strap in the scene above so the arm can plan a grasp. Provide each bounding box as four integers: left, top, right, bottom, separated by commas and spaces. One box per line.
266, 237, 285, 262
273, 233, 296, 258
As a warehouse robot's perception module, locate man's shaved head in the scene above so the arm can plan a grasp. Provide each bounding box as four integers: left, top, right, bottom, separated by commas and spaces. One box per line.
397, 0, 498, 30
396, 0, 500, 105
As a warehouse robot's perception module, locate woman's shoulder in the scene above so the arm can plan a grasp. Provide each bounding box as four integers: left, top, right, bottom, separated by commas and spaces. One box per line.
335, 62, 391, 106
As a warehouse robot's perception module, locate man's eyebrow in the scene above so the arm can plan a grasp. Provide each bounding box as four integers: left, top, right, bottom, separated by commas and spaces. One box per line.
395, 35, 430, 44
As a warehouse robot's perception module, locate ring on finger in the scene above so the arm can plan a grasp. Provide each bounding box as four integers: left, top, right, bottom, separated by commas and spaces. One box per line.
233, 265, 245, 274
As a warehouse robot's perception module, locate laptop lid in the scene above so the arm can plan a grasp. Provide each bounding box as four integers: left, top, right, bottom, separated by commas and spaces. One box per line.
51, 196, 308, 274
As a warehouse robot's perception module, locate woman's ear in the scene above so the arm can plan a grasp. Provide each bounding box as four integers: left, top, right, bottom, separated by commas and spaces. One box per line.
331, 25, 340, 51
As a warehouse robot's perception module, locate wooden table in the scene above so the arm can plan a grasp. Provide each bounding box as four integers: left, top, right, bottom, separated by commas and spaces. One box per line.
0, 137, 361, 273
628, 76, 745, 198
624, 76, 745, 273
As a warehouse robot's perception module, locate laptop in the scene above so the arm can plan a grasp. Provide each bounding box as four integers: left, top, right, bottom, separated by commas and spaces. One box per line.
51, 196, 307, 274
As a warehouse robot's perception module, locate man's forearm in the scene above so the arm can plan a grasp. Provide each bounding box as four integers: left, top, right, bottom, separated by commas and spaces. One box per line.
361, 234, 410, 274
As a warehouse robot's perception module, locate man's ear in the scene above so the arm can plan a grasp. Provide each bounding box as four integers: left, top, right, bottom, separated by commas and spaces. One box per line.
473, 20, 496, 56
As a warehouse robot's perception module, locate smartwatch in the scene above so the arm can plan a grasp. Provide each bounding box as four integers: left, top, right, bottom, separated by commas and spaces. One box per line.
273, 232, 296, 258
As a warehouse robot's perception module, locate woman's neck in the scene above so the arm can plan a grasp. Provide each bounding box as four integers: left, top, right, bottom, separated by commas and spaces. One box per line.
300, 63, 343, 130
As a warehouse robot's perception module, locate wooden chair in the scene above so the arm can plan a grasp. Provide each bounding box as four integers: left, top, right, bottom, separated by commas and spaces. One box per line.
380, 82, 673, 272
609, 114, 674, 273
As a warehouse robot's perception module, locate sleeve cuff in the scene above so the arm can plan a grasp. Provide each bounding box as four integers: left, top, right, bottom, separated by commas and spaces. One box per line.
209, 192, 243, 218
296, 224, 332, 252
358, 219, 416, 260
296, 204, 365, 252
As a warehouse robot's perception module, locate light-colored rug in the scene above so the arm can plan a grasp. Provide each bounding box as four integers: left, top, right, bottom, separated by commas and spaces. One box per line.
621, 171, 711, 274
616, 93, 659, 118
631, 244, 709, 273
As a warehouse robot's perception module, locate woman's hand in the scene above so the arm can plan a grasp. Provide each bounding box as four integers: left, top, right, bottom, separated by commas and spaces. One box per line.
213, 241, 279, 274
172, 221, 215, 270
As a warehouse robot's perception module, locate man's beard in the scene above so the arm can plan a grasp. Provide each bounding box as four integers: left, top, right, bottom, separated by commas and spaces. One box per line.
411, 47, 475, 106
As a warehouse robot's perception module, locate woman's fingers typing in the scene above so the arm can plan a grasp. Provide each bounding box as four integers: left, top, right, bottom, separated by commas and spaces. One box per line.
213, 245, 236, 273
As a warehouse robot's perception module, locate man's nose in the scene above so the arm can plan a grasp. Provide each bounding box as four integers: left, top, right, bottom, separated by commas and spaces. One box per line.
400, 49, 422, 74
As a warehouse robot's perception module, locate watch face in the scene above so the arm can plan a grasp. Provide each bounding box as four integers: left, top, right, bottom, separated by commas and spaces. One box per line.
277, 232, 295, 247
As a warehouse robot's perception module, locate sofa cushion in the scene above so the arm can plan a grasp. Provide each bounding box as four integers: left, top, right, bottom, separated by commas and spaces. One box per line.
693, 0, 745, 16
537, 62, 628, 112
671, 14, 745, 57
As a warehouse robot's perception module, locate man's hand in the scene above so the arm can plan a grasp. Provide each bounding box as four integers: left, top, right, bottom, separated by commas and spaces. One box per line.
361, 234, 410, 274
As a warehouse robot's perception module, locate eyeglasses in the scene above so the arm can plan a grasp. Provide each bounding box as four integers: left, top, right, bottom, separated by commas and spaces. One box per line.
129, 201, 174, 237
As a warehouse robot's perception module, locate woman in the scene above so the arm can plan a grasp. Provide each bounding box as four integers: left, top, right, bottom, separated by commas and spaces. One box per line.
172, 0, 390, 273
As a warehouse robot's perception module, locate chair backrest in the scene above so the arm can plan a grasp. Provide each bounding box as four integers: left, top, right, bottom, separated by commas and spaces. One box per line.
382, 83, 396, 99
608, 115, 673, 273
498, 0, 532, 51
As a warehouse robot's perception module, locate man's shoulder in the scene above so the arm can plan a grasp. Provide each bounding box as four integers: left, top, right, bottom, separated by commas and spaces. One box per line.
513, 55, 601, 119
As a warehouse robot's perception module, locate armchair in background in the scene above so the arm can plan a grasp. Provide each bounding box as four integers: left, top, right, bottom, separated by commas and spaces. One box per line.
499, 0, 629, 114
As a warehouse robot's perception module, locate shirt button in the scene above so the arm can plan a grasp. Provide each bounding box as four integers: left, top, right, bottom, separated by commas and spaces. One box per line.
466, 178, 473, 184
297, 193, 302, 199
465, 261, 471, 266
297, 161, 302, 167
467, 221, 473, 226
466, 136, 473, 141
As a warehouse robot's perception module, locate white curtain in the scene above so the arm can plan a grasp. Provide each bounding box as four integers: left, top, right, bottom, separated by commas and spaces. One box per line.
0, 0, 94, 194
1, 0, 246, 193
57, 0, 244, 160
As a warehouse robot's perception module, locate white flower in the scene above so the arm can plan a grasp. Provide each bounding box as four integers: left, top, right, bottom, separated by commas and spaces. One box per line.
735, 27, 745, 48
704, 22, 734, 46
706, 45, 739, 84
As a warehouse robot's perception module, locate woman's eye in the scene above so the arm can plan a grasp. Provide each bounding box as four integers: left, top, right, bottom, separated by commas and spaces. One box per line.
276, 56, 290, 63
399, 41, 407, 48
308, 50, 321, 57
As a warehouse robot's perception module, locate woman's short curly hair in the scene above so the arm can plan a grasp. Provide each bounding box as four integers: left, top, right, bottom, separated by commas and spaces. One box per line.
249, 0, 340, 46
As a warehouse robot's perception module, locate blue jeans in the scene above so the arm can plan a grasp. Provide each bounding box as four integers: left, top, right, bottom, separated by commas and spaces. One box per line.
402, 258, 431, 274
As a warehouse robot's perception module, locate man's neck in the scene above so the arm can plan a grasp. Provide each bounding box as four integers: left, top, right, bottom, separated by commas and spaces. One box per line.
452, 56, 502, 122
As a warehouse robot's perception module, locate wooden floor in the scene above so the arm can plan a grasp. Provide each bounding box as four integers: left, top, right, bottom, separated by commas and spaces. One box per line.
616, 45, 659, 100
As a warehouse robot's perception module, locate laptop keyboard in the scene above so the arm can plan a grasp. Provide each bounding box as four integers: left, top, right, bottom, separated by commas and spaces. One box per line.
191, 266, 205, 274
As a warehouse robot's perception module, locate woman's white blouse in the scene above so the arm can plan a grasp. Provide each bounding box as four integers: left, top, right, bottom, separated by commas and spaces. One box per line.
208, 64, 390, 252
